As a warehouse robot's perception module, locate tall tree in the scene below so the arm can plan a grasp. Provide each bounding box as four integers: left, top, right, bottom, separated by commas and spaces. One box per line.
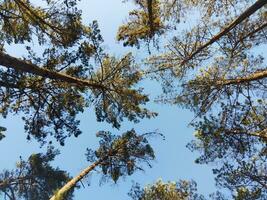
117, 0, 165, 49
0, 146, 73, 200
50, 129, 158, 200
129, 179, 205, 200
0, 0, 156, 145
0, 1, 160, 199
119, 0, 267, 198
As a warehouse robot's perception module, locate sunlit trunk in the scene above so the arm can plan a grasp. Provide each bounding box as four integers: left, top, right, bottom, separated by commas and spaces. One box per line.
49, 160, 103, 200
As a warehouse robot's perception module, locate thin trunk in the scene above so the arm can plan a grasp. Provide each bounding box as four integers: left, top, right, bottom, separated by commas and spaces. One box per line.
250, 128, 267, 142
13, 0, 62, 34
147, 0, 154, 35
153, 0, 267, 73
49, 160, 102, 200
0, 51, 107, 90
182, 0, 267, 63
227, 128, 267, 142
215, 69, 267, 86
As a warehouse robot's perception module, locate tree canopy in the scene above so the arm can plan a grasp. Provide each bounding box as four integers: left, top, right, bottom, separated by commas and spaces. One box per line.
129, 179, 205, 200
0, 146, 73, 200
0, 0, 266, 199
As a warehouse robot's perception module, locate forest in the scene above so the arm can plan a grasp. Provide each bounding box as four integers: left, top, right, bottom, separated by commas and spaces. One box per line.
0, 0, 266, 199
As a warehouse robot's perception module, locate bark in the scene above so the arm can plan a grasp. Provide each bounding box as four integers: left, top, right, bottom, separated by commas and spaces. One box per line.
147, 0, 154, 35
49, 160, 103, 200
252, 128, 267, 142
182, 0, 267, 64
229, 128, 267, 142
153, 0, 267, 73
215, 69, 267, 86
0, 51, 107, 90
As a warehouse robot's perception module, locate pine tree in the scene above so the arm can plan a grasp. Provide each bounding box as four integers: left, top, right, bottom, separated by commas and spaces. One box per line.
129, 179, 205, 200
0, 146, 74, 200
50, 130, 158, 200
119, 0, 267, 198
0, 0, 156, 145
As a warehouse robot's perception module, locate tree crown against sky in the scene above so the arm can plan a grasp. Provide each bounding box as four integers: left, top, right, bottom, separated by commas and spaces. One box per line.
0, 0, 157, 146
0, 0, 266, 199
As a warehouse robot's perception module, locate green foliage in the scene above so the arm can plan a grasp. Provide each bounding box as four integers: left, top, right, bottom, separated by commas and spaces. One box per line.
0, 146, 73, 200
129, 179, 205, 200
187, 102, 267, 198
117, 0, 165, 48
92, 53, 157, 128
234, 187, 264, 200
86, 129, 159, 183
1, 0, 267, 199
0, 67, 85, 145
0, 0, 84, 47
0, 0, 90, 144
0, 2, 156, 145
0, 126, 6, 140
136, 0, 267, 198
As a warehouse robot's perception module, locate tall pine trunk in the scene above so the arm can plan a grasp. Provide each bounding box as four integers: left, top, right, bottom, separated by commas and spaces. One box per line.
49, 160, 102, 200
152, 0, 267, 73
0, 51, 106, 90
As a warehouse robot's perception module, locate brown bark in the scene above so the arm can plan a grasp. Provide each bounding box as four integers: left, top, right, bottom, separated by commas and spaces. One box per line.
0, 51, 107, 90
229, 128, 267, 142
215, 69, 267, 86
49, 160, 103, 200
147, 0, 154, 35
252, 128, 267, 142
13, 0, 62, 34
182, 0, 267, 64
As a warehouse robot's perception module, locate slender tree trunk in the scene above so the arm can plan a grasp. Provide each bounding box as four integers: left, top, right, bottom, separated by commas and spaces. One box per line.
250, 128, 267, 142
0, 51, 107, 90
49, 160, 102, 200
147, 0, 154, 35
229, 128, 267, 142
182, 0, 267, 63
153, 0, 267, 73
215, 69, 267, 86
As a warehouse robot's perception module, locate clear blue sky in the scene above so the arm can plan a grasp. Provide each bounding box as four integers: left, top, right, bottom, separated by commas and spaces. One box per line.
0, 1, 216, 199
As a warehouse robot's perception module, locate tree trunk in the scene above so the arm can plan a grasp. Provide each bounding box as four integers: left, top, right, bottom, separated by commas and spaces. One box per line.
49, 160, 102, 200
0, 51, 107, 90
228, 128, 267, 142
147, 0, 154, 35
152, 0, 267, 73
215, 69, 267, 86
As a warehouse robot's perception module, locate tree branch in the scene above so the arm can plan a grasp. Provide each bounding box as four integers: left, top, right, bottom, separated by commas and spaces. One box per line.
215, 69, 267, 86
0, 51, 108, 90
152, 0, 267, 73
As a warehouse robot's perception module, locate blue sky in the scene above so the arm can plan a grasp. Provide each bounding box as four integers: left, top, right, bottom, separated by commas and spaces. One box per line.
0, 0, 217, 199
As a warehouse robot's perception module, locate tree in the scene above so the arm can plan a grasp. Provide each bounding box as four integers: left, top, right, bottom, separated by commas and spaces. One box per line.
50, 129, 158, 200
117, 0, 165, 48
0, 125, 6, 140
128, 179, 205, 200
0, 146, 73, 200
0, 0, 159, 199
0, 0, 156, 145
1, 0, 267, 199
118, 0, 267, 198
